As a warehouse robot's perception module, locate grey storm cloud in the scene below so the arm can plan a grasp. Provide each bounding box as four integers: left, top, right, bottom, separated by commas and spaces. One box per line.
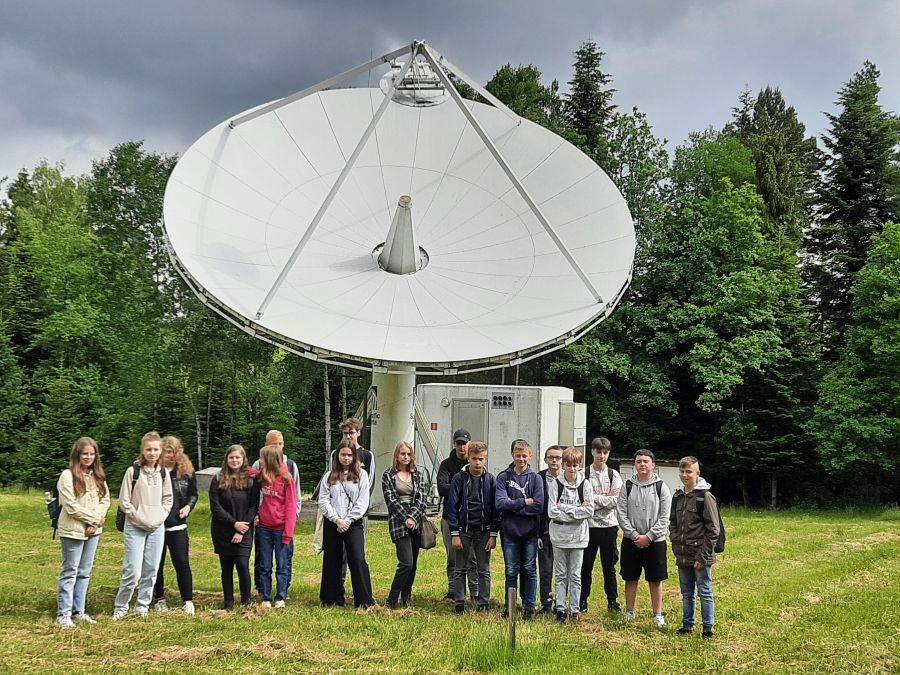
1, 0, 898, 184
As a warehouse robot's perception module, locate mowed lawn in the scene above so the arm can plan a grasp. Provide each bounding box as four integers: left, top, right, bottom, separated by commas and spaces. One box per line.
0, 490, 898, 674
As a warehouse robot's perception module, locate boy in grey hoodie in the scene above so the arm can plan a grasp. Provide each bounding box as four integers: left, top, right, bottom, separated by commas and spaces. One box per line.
670, 456, 720, 639
616, 449, 671, 628
547, 447, 594, 622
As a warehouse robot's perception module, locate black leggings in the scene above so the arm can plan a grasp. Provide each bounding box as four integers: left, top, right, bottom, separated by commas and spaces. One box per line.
219, 554, 252, 606
154, 528, 193, 602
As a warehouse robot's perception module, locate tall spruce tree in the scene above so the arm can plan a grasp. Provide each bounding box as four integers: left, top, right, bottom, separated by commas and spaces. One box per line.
805, 61, 900, 352
564, 40, 616, 152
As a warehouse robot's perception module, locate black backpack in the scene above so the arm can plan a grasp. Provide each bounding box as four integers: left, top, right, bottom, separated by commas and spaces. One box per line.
555, 477, 585, 503
625, 479, 663, 499
672, 491, 727, 554
584, 464, 615, 486
46, 485, 62, 539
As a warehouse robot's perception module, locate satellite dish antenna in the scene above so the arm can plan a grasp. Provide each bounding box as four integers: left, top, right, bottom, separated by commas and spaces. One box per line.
163, 40, 635, 513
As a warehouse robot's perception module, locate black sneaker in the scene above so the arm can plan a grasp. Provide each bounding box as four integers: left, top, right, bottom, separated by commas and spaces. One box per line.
476, 604, 490, 612
579, 601, 588, 613
608, 601, 621, 612
523, 608, 535, 621
677, 627, 693, 635
555, 610, 566, 623
454, 603, 465, 615
443, 592, 454, 601
702, 629, 715, 639
501, 608, 509, 619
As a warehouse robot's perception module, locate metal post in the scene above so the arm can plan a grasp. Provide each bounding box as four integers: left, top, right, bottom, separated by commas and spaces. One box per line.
255, 47, 420, 319
229, 45, 412, 128
420, 45, 604, 304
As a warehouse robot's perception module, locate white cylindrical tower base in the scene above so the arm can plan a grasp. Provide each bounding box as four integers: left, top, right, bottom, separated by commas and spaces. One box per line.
368, 368, 416, 516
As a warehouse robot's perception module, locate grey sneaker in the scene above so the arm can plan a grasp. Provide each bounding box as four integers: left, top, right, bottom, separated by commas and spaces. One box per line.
112, 608, 128, 621
135, 607, 149, 618
261, 601, 272, 608
154, 598, 169, 613
624, 608, 636, 621
654, 613, 667, 628
74, 613, 97, 624
183, 600, 195, 616
56, 615, 75, 629
273, 599, 285, 609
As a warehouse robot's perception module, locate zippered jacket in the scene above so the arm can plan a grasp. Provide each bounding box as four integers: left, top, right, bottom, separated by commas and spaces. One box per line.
318, 469, 371, 524
669, 477, 720, 567
494, 464, 544, 540
615, 473, 671, 543
163, 471, 198, 529
447, 466, 500, 537
547, 472, 594, 548
437, 453, 468, 519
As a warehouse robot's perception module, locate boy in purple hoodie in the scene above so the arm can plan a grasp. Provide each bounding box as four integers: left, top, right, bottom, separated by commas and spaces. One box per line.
495, 439, 544, 619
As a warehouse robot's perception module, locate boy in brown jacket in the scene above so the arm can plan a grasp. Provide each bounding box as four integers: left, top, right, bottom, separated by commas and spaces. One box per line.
670, 456, 720, 638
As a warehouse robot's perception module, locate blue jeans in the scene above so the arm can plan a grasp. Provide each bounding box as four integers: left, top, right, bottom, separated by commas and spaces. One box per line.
678, 564, 715, 630
115, 521, 165, 612
257, 526, 290, 601
501, 535, 538, 610
57, 535, 101, 617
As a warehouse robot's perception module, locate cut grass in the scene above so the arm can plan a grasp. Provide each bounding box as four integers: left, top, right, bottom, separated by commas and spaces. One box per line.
1, 491, 898, 674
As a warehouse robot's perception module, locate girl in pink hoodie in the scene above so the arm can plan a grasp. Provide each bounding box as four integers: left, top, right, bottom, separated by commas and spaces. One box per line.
255, 444, 298, 607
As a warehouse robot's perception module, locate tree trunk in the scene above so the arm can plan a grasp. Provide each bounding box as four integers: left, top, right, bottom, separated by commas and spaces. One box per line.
186, 384, 203, 470
770, 474, 777, 509
741, 473, 750, 508
340, 370, 347, 421
323, 365, 331, 467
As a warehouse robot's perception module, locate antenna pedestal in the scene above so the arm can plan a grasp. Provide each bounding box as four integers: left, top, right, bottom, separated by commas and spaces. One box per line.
369, 367, 416, 515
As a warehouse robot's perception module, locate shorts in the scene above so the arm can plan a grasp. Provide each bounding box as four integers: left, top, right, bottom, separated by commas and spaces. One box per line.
620, 538, 668, 582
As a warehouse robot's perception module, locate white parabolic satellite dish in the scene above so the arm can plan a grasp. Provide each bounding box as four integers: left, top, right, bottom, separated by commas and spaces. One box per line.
163, 41, 635, 375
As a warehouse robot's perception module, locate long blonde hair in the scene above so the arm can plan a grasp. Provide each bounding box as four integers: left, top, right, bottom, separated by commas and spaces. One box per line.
259, 445, 289, 487
391, 441, 417, 473
162, 435, 194, 478
68, 437, 107, 499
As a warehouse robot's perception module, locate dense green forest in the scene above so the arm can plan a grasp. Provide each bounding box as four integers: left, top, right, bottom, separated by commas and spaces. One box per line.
1, 42, 897, 505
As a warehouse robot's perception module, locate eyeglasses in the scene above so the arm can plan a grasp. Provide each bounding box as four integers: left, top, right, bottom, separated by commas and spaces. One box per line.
546, 456, 563, 461
342, 430, 358, 436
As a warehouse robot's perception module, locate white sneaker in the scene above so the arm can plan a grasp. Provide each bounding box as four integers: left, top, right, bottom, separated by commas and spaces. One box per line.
56, 615, 75, 629
624, 609, 636, 621
112, 608, 128, 621
654, 613, 667, 628
261, 601, 272, 608
135, 607, 149, 618
74, 613, 97, 624
274, 599, 285, 609
155, 599, 169, 613
183, 601, 195, 616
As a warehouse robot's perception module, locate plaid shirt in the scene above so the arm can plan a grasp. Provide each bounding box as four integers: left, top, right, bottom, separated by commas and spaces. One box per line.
382, 468, 427, 543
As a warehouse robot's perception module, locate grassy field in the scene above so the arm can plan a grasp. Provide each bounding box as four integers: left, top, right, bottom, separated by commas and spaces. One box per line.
0, 490, 898, 674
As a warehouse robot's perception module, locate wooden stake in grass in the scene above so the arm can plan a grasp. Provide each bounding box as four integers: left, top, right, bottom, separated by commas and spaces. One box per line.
507, 587, 516, 651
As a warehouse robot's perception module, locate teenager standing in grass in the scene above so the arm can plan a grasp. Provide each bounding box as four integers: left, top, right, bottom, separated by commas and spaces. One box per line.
580, 436, 623, 613
153, 435, 198, 616
255, 444, 298, 609
537, 445, 564, 614
209, 445, 261, 609
495, 439, 543, 620
671, 456, 720, 639
547, 447, 594, 623
318, 440, 374, 608
616, 449, 671, 628
113, 431, 173, 620
55, 437, 111, 629
447, 441, 499, 614
382, 441, 427, 608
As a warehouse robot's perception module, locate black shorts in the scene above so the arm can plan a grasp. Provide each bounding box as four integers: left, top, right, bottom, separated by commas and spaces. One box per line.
620, 538, 668, 582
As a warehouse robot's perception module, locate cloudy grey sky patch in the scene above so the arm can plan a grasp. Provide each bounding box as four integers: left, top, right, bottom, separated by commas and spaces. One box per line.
1, 0, 897, 184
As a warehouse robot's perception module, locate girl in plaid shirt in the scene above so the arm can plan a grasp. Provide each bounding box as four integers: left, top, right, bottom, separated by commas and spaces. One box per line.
381, 441, 427, 608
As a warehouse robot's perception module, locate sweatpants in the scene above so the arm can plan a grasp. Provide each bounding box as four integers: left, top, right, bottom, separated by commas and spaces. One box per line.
554, 547, 584, 613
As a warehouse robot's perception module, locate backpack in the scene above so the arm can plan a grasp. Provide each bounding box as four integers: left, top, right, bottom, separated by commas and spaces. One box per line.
46, 485, 62, 539
555, 477, 585, 503
625, 479, 663, 499
584, 464, 615, 486
672, 491, 726, 553
116, 462, 167, 532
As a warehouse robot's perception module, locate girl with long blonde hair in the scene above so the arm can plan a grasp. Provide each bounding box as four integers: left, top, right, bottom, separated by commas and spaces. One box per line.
255, 444, 298, 608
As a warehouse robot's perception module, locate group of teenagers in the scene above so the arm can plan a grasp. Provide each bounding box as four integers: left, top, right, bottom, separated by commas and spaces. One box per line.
53, 418, 721, 639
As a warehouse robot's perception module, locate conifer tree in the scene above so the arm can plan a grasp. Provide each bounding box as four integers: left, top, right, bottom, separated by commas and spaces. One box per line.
564, 40, 616, 152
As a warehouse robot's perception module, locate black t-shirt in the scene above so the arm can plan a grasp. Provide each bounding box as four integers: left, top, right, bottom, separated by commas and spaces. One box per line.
466, 472, 484, 530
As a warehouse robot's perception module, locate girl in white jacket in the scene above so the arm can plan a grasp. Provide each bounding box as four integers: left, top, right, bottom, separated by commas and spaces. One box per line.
547, 447, 594, 622
317, 440, 374, 608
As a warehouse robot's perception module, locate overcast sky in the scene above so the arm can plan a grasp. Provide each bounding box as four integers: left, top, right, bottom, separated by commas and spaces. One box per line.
1, 0, 898, 188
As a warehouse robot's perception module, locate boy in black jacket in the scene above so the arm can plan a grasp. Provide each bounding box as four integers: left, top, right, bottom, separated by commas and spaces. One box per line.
447, 442, 499, 613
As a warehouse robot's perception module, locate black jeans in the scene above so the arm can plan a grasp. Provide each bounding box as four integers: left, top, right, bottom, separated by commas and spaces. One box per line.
580, 526, 619, 607
153, 528, 193, 602
387, 529, 421, 605
320, 520, 374, 608
219, 554, 252, 607
538, 532, 554, 609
